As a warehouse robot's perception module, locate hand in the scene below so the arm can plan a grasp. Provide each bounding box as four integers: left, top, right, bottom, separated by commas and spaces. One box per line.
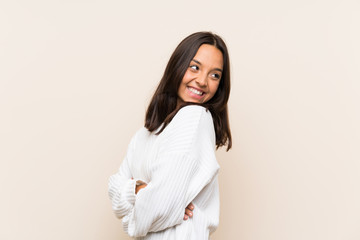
135, 183, 147, 194
183, 202, 194, 221
132, 178, 148, 194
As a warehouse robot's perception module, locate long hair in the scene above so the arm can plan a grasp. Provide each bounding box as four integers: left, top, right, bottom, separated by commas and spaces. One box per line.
145, 31, 232, 151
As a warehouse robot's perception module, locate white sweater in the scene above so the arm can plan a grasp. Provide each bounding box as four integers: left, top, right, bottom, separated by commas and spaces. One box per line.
108, 105, 220, 240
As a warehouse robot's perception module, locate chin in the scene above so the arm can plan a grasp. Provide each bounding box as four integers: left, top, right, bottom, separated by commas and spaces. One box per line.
186, 99, 202, 104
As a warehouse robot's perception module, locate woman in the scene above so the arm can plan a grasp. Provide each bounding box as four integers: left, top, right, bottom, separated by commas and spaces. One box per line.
108, 31, 232, 239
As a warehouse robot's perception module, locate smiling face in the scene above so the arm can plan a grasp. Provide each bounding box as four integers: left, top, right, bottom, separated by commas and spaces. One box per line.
177, 44, 223, 104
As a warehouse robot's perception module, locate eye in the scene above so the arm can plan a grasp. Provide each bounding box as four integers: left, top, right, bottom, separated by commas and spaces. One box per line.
211, 73, 221, 80
189, 65, 199, 71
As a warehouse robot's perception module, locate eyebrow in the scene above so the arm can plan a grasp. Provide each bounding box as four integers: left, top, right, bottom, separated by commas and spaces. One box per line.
192, 59, 223, 72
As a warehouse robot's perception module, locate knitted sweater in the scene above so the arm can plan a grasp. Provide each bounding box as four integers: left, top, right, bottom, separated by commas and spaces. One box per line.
108, 105, 220, 239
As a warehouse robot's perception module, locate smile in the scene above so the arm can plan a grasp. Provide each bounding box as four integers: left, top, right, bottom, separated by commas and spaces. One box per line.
187, 87, 204, 96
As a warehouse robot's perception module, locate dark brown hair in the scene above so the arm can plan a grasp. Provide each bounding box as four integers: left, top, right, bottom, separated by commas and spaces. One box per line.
145, 31, 232, 151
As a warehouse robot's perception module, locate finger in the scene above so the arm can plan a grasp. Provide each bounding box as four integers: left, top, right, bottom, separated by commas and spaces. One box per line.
185, 208, 193, 217
183, 215, 188, 220
187, 203, 194, 210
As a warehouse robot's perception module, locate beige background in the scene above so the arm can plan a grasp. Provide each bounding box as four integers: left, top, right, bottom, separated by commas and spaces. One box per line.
1, 0, 359, 239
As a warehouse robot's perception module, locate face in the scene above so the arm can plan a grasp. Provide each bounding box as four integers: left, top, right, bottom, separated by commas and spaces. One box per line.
177, 44, 223, 104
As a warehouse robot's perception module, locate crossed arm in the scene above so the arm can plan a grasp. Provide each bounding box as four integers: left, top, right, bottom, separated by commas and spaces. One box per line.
134, 180, 194, 220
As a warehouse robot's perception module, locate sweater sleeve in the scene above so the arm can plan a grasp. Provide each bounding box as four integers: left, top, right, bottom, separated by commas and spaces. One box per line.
122, 105, 220, 237
108, 133, 139, 219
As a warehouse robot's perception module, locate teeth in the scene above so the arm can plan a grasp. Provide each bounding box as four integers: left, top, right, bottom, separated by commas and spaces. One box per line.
188, 87, 203, 96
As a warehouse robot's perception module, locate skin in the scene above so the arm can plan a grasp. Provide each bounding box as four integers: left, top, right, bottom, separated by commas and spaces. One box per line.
136, 44, 223, 221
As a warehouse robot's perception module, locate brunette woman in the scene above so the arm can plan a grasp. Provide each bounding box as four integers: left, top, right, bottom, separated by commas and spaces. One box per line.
108, 31, 231, 239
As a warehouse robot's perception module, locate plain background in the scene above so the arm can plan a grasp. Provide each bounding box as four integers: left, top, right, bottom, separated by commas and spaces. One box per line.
1, 0, 359, 239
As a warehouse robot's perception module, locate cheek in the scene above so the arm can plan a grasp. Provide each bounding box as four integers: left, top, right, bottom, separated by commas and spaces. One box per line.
210, 82, 220, 95
177, 78, 187, 98
181, 71, 191, 84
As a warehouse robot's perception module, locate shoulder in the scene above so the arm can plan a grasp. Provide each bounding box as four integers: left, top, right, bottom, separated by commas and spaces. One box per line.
171, 105, 213, 128
159, 105, 215, 154
176, 105, 211, 117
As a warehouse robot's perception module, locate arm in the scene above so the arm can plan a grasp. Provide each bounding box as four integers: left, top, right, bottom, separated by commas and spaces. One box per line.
122, 106, 220, 237
108, 128, 194, 221
108, 133, 140, 218
135, 180, 195, 220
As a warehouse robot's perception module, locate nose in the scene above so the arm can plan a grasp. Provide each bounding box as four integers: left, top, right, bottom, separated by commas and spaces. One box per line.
195, 73, 207, 88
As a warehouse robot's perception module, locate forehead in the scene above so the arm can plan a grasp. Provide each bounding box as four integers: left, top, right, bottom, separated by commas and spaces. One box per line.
193, 44, 223, 68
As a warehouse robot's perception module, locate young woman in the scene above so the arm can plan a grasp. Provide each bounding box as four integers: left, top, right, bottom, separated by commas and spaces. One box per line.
108, 31, 232, 239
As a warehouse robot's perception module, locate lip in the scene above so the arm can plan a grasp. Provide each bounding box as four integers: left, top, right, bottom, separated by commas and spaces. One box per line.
186, 86, 206, 100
